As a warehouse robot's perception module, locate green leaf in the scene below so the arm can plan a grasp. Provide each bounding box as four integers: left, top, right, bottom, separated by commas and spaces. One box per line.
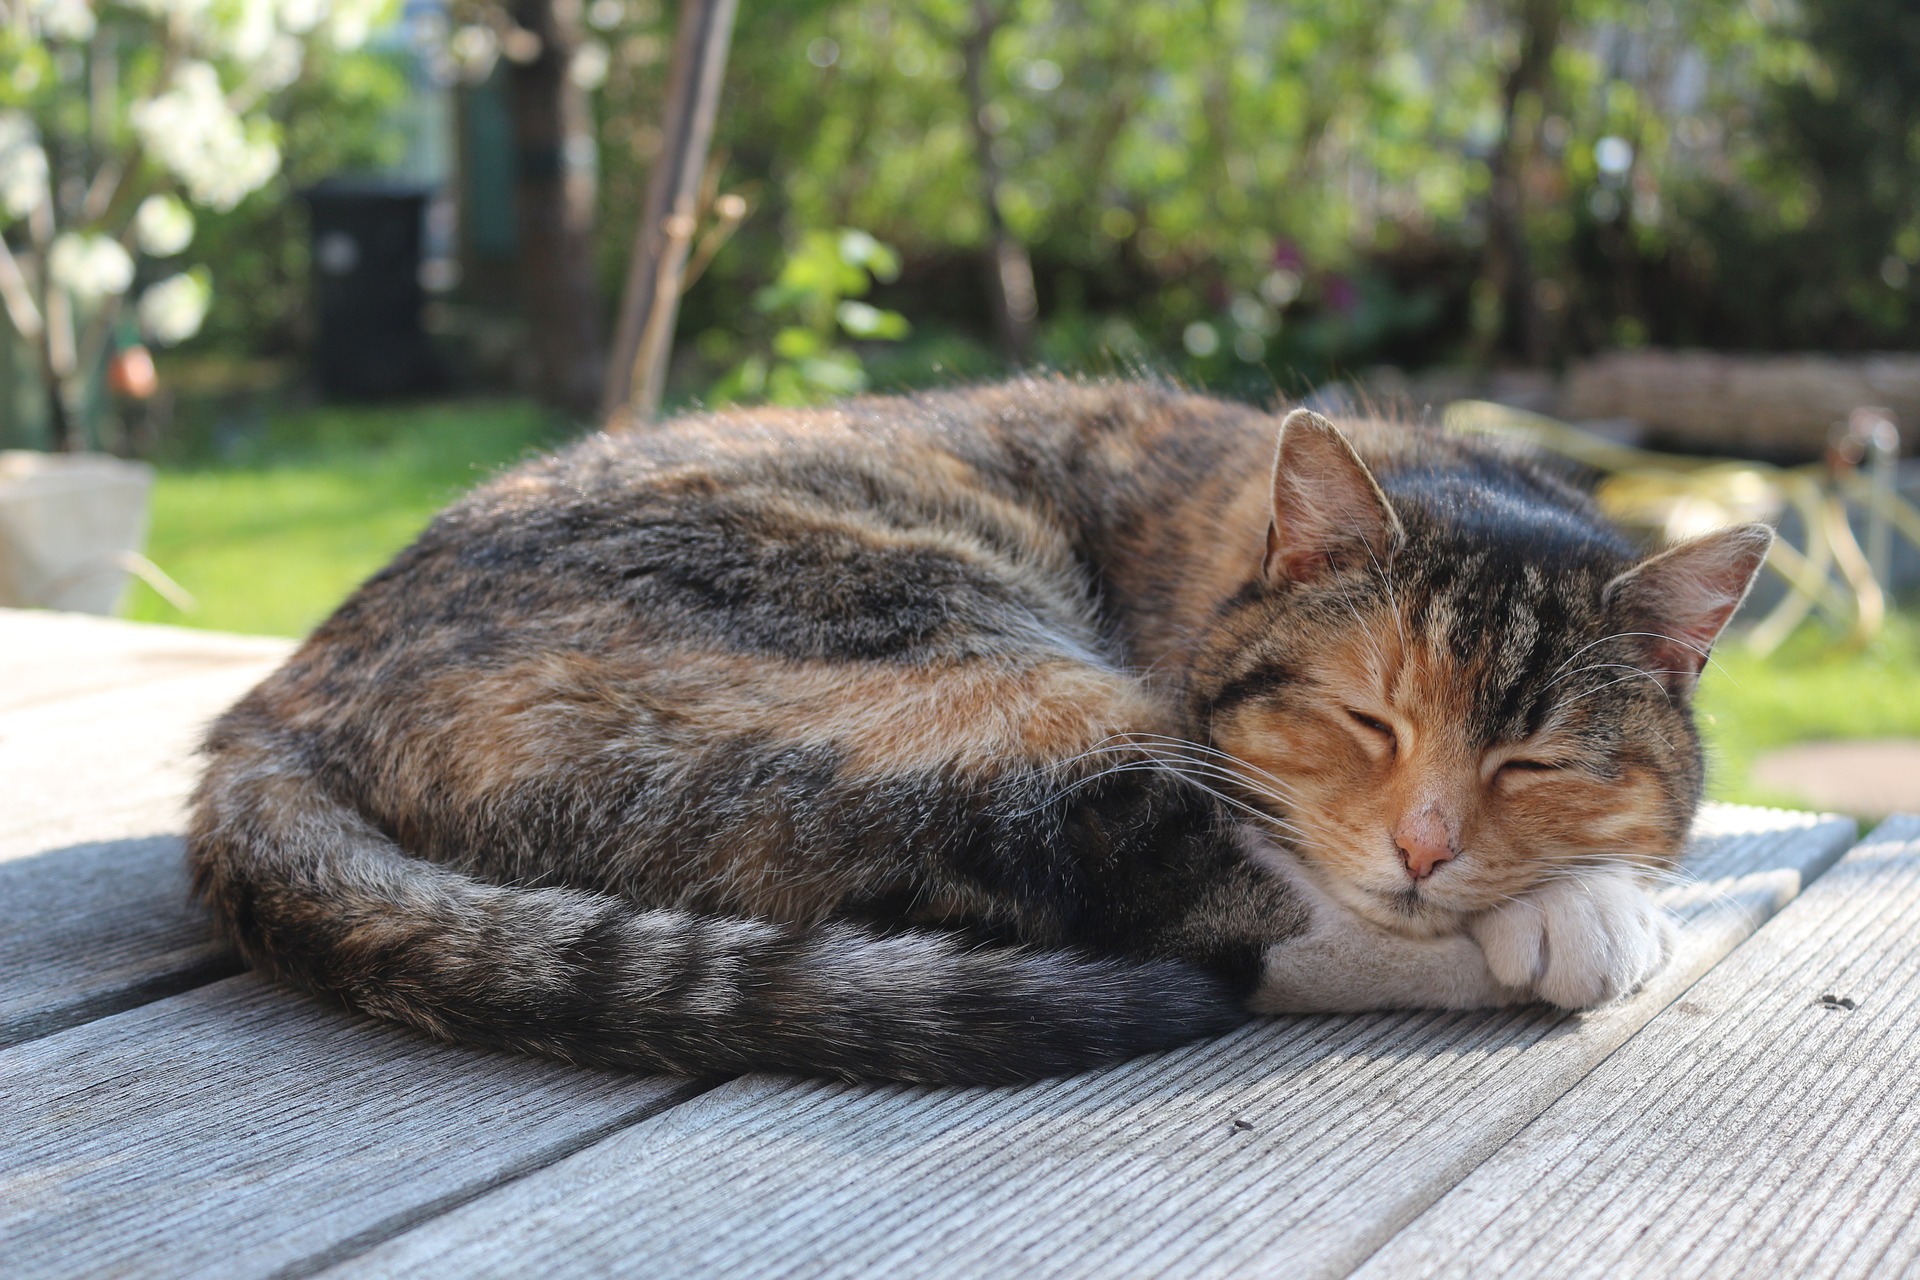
705, 355, 767, 408
837, 228, 901, 283
798, 351, 867, 395
835, 300, 911, 339
773, 326, 825, 359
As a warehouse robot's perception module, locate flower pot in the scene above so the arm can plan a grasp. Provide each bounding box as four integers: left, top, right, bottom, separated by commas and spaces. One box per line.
0, 451, 156, 615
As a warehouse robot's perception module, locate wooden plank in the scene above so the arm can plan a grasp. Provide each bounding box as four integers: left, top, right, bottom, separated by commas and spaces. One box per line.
324, 807, 1856, 1280
0, 976, 699, 1280
0, 836, 237, 1049
0, 621, 284, 1043
0, 607, 292, 714
1352, 814, 1920, 1280
0, 661, 285, 863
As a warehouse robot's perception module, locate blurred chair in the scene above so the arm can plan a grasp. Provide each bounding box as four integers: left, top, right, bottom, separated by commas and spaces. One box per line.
1446, 400, 1917, 655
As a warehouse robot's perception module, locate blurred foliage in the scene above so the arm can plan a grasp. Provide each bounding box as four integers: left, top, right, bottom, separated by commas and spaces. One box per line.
0, 0, 409, 450
582, 0, 1920, 401
190, 43, 413, 356
704, 227, 910, 406
130, 0, 1919, 407
1645, 0, 1920, 349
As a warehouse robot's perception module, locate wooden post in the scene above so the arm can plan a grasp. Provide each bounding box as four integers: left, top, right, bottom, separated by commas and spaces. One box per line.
600, 0, 738, 426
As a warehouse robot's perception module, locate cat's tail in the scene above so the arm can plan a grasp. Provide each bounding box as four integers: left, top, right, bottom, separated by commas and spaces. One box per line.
187, 751, 1247, 1085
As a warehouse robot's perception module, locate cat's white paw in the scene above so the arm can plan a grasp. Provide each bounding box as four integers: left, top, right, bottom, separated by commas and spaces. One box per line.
1469, 868, 1673, 1009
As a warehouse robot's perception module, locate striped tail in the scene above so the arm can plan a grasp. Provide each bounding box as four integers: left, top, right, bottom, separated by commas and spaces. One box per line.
186, 756, 1247, 1085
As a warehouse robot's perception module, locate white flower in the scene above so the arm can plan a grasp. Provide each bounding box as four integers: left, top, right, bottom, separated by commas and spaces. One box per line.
131, 63, 281, 212
224, 0, 280, 64
135, 194, 197, 256
33, 0, 96, 42
49, 233, 136, 300
138, 270, 213, 345
256, 33, 306, 93
326, 0, 382, 50
570, 40, 610, 90
120, 0, 211, 18
450, 24, 500, 83
0, 114, 50, 221
277, 0, 330, 35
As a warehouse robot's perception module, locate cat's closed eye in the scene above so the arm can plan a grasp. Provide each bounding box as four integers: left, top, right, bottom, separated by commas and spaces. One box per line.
1344, 709, 1397, 752
1495, 758, 1563, 783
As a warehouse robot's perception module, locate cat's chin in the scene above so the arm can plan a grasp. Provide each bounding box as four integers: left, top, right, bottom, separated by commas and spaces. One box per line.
1338, 881, 1466, 938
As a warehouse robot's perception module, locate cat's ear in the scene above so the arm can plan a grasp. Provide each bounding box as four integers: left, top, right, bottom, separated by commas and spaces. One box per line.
1264, 409, 1404, 584
1604, 523, 1774, 695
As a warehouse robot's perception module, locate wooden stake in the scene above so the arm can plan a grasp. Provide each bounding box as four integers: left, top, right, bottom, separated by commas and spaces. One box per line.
600, 0, 739, 426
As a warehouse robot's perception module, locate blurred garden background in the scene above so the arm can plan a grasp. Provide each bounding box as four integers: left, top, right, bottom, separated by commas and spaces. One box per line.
1, 0, 1917, 812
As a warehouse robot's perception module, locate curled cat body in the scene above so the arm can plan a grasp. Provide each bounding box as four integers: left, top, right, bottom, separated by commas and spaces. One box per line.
188, 377, 1771, 1084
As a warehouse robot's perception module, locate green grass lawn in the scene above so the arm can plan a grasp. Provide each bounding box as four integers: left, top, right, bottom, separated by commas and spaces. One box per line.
124, 399, 1919, 808
126, 400, 570, 637
1696, 610, 1920, 808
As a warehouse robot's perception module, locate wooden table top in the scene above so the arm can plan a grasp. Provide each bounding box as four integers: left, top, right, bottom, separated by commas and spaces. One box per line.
3, 607, 1913, 1279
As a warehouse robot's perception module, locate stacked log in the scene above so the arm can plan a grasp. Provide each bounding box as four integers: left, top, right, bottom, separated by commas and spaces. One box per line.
1560, 350, 1920, 459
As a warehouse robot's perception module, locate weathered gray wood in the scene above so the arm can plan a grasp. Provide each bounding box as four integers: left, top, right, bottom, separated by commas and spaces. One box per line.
0, 660, 286, 863
0, 836, 238, 1048
326, 807, 1856, 1280
0, 615, 287, 1041
0, 976, 699, 1280
0, 606, 291, 714
1353, 814, 1920, 1280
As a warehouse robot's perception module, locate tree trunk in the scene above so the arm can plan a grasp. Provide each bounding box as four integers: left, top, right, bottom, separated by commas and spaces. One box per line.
962, 0, 1036, 362
1480, 0, 1561, 369
506, 0, 605, 420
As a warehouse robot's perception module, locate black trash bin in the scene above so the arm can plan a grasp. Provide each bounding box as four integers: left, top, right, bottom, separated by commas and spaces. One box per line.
304, 179, 444, 399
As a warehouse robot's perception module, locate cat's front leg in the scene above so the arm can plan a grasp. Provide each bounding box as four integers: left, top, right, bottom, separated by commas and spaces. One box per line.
1468, 865, 1675, 1009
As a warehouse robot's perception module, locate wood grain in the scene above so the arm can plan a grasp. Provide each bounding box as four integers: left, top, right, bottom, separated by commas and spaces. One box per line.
0, 836, 238, 1049
325, 808, 1857, 1280
0, 607, 292, 714
0, 614, 287, 1042
0, 662, 286, 863
0, 976, 698, 1280
1352, 814, 1920, 1280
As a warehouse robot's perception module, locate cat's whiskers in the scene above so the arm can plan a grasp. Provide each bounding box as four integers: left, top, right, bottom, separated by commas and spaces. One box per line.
1014, 757, 1310, 843
1120, 749, 1309, 820
1360, 538, 1407, 651
1546, 630, 1730, 686
1557, 668, 1693, 709
1631, 861, 1757, 925
1072, 747, 1308, 827
1115, 732, 1307, 799
1063, 732, 1306, 802
1021, 740, 1311, 841
1547, 659, 1657, 691
1332, 571, 1393, 682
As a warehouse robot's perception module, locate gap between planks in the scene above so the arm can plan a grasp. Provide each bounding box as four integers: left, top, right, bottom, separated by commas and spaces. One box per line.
321, 808, 1858, 1280
0, 976, 713, 1280
1350, 814, 1920, 1280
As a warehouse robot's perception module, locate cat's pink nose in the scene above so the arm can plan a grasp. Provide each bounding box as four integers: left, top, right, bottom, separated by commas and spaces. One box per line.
1394, 812, 1456, 880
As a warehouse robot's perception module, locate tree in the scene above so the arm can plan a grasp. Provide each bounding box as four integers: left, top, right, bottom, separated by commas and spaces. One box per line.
0, 0, 387, 450
501, 0, 606, 417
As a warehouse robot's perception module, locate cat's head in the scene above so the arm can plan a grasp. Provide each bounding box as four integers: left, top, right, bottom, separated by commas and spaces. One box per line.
1196, 409, 1771, 937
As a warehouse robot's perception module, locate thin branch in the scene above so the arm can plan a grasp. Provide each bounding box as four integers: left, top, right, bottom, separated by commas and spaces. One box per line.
0, 233, 45, 340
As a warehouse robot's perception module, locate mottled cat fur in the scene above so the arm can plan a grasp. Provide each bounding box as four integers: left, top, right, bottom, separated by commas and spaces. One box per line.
188, 377, 1770, 1084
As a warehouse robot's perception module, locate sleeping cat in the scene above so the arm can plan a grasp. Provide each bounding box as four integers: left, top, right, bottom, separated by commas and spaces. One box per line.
187, 377, 1770, 1084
